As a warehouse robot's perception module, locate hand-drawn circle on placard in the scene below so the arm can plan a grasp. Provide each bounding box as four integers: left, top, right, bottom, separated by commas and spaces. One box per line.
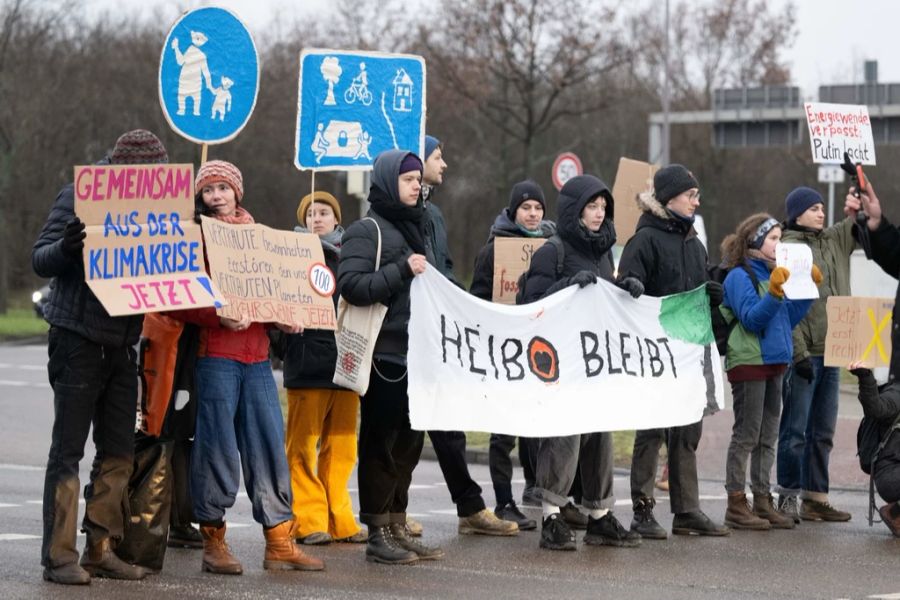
158, 7, 259, 144
552, 152, 583, 191
309, 262, 336, 297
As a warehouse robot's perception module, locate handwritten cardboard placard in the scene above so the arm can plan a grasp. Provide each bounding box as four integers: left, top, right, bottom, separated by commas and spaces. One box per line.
611, 157, 658, 246
200, 216, 336, 329
74, 164, 226, 316
804, 102, 876, 165
824, 296, 894, 368
492, 238, 547, 304
775, 242, 819, 300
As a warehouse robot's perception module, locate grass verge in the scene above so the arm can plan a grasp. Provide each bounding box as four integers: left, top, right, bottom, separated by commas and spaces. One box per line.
0, 309, 48, 340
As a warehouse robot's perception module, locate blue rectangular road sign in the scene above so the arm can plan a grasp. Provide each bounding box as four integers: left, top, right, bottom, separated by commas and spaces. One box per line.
295, 49, 426, 171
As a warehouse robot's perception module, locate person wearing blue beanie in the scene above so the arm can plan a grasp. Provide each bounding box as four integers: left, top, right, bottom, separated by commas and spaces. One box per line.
784, 187, 824, 224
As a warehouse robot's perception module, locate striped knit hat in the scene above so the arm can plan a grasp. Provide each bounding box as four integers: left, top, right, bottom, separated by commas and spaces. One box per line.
109, 129, 168, 165
195, 160, 244, 202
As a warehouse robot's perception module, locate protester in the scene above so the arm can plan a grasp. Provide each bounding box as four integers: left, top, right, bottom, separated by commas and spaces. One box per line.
718, 213, 815, 530
419, 134, 518, 537
518, 174, 644, 551
171, 160, 324, 575
618, 164, 730, 539
469, 179, 556, 530
338, 149, 445, 564
32, 129, 167, 584
282, 191, 365, 545
776, 187, 855, 523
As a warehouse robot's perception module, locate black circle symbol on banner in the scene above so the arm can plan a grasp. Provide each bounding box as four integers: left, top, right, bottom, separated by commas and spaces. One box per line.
528, 336, 559, 382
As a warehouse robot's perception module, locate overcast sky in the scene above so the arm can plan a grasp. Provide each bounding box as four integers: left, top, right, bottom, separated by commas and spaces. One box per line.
88, 0, 898, 99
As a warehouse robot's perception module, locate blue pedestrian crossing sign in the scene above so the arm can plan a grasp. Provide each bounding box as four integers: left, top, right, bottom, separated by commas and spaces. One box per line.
159, 7, 259, 145
295, 49, 426, 171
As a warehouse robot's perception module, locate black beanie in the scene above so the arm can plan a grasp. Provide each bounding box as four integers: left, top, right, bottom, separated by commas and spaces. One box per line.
654, 164, 699, 204
508, 180, 546, 215
784, 186, 824, 223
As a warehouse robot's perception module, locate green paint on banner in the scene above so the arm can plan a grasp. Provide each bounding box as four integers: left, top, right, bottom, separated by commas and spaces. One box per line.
658, 285, 714, 345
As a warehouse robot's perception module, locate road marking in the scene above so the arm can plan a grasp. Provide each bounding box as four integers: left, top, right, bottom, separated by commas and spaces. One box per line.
0, 503, 20, 508
869, 594, 900, 599
0, 464, 45, 472
429, 509, 459, 515
0, 364, 46, 371
0, 533, 40, 541
0, 380, 50, 388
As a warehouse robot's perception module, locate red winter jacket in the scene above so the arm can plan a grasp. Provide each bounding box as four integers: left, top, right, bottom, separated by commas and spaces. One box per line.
168, 306, 270, 364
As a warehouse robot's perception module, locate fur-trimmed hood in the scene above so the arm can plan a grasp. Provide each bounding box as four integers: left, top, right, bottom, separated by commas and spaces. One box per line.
636, 190, 670, 219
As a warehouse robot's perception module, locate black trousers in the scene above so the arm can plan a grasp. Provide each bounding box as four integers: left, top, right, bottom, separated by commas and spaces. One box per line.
169, 439, 196, 528
489, 434, 538, 506
427, 430, 485, 517
42, 327, 137, 568
630, 421, 703, 514
357, 360, 424, 527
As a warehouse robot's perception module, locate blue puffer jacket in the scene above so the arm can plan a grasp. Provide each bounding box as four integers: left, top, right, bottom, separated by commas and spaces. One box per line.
721, 258, 812, 370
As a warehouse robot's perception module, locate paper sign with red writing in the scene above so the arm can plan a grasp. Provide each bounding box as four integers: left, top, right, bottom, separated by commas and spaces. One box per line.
74, 164, 227, 316
775, 242, 819, 300
492, 238, 547, 304
612, 157, 658, 246
824, 296, 894, 368
804, 102, 876, 165
200, 216, 336, 330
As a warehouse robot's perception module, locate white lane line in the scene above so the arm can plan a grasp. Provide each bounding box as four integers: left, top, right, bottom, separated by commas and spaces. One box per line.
226, 522, 252, 529
0, 534, 40, 541
869, 594, 900, 599
0, 464, 45, 472
429, 509, 458, 515
0, 503, 20, 508
0, 380, 50, 388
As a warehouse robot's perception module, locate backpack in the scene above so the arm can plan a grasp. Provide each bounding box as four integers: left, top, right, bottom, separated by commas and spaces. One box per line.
857, 397, 900, 525
515, 235, 565, 304
708, 262, 760, 355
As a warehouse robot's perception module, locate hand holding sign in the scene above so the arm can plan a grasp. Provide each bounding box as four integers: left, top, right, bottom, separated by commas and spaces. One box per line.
775, 243, 819, 300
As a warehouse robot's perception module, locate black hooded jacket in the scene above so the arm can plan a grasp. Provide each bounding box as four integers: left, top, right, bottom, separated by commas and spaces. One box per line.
518, 175, 616, 303
469, 209, 556, 301
337, 150, 436, 359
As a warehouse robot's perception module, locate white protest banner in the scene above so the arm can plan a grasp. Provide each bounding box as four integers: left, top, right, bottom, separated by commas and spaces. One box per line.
824, 296, 894, 368
200, 216, 336, 330
775, 242, 819, 300
804, 102, 876, 165
408, 269, 725, 437
75, 164, 227, 316
492, 238, 547, 304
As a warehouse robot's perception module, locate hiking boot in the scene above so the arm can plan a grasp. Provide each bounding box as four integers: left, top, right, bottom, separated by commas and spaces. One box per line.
405, 516, 423, 537
630, 497, 667, 540
725, 492, 771, 530
298, 531, 333, 545
560, 502, 588, 530
199, 523, 243, 575
672, 511, 731, 536
263, 521, 325, 571
878, 502, 900, 537
777, 494, 801, 524
800, 499, 851, 522
389, 523, 444, 560
584, 513, 642, 548
753, 493, 795, 529
458, 508, 519, 536
522, 486, 541, 507
42, 562, 91, 585
365, 525, 418, 565
495, 502, 537, 531
168, 524, 204, 549
335, 530, 368, 543
539, 514, 576, 551
79, 537, 146, 580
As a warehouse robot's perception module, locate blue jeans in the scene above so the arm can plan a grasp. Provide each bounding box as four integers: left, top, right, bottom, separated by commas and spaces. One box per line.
776, 356, 840, 497
191, 357, 293, 527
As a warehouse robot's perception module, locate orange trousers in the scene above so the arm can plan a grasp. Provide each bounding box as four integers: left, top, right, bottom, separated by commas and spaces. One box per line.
285, 388, 361, 539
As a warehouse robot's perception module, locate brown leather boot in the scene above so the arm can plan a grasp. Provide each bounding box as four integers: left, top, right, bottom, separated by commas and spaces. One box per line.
263, 521, 325, 571
753, 493, 796, 529
725, 492, 771, 530
79, 537, 146, 580
199, 523, 243, 575
879, 502, 900, 537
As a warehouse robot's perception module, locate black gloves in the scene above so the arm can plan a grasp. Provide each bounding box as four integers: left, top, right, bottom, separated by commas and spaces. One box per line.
617, 277, 644, 299
570, 270, 598, 288
62, 217, 86, 257
706, 280, 724, 307
793, 357, 814, 383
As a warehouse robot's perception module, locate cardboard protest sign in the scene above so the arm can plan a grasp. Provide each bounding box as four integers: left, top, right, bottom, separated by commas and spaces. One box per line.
611, 158, 658, 246
804, 102, 876, 165
775, 242, 819, 300
492, 238, 547, 304
75, 164, 226, 316
200, 216, 336, 330
824, 296, 894, 368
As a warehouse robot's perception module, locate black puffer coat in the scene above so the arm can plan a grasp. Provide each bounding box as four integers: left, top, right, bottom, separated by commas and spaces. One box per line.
518, 175, 616, 303
862, 216, 900, 382
855, 371, 900, 499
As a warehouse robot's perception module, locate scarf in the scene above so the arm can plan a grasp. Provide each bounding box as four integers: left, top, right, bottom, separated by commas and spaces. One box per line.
216, 205, 254, 225
368, 186, 427, 254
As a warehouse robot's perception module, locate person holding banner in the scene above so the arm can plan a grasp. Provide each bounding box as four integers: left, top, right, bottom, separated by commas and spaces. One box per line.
517, 174, 644, 551
618, 164, 730, 539
718, 214, 814, 530
280, 191, 366, 545
338, 149, 445, 564
32, 129, 169, 584
171, 160, 325, 575
776, 187, 855, 523
470, 179, 556, 530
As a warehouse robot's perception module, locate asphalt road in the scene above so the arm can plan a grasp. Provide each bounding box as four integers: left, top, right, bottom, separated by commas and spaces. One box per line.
1, 343, 899, 600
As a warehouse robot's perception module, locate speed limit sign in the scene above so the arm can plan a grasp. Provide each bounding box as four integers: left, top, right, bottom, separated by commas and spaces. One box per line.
552, 152, 583, 191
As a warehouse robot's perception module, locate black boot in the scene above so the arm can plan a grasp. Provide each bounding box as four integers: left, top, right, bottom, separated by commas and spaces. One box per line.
495, 502, 537, 531
560, 502, 588, 530
584, 513, 642, 548
365, 525, 418, 565
388, 523, 444, 560
630, 497, 667, 540
168, 524, 204, 549
539, 514, 576, 551
672, 511, 731, 537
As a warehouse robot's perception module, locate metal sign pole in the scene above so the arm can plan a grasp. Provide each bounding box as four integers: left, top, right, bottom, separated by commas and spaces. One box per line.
828, 180, 835, 227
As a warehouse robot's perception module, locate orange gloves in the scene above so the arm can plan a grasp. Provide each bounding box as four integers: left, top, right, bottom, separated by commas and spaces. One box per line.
811, 264, 823, 285
769, 266, 790, 298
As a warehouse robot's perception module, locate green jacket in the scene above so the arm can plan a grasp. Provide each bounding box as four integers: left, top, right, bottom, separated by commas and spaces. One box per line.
781, 217, 855, 360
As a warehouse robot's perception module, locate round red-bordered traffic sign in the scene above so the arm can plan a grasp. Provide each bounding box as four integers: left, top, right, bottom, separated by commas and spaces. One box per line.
551, 152, 583, 191
308, 262, 336, 297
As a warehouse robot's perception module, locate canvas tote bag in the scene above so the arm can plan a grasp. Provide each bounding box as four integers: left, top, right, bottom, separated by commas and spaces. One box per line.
333, 218, 389, 395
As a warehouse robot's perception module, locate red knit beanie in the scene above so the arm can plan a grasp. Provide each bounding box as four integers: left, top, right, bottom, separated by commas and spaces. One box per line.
195, 160, 244, 202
